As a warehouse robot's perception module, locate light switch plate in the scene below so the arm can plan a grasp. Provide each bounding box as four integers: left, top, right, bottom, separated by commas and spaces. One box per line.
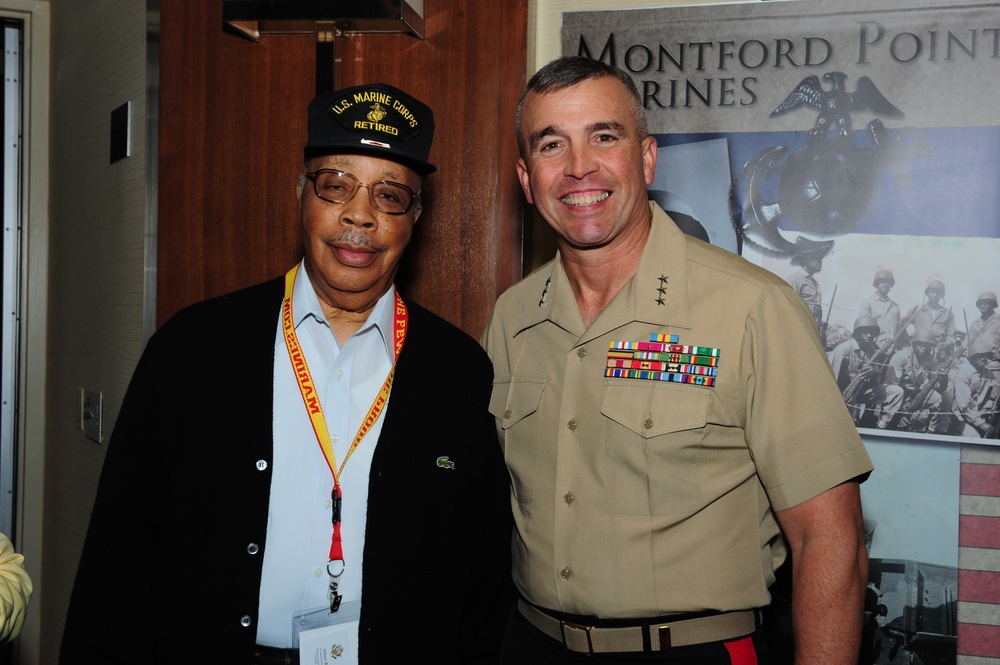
81, 389, 103, 443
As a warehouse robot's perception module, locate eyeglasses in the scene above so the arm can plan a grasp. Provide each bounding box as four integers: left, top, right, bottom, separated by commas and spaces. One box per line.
305, 169, 420, 215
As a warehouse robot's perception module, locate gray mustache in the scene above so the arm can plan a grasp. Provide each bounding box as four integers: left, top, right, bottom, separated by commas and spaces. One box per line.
329, 230, 378, 250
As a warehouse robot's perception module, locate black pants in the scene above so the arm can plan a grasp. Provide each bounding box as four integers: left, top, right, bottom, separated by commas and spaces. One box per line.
500, 601, 768, 665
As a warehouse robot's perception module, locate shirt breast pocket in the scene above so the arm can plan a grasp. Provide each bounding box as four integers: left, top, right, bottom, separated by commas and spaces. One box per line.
490, 377, 546, 506
601, 382, 711, 516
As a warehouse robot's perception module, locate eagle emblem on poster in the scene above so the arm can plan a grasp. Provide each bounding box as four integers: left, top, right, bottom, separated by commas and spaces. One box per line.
731, 72, 912, 263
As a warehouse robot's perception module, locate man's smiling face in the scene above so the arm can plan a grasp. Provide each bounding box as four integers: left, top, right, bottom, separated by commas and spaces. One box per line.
516, 75, 657, 253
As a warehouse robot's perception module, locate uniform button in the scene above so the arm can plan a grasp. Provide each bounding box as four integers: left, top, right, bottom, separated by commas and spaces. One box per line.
255, 460, 268, 471
247, 543, 259, 555
314, 568, 324, 577
643, 418, 654, 430
567, 419, 577, 431
240, 615, 252, 628
324, 498, 332, 509
336, 368, 344, 378
504, 409, 512, 419
560, 568, 572, 580
331, 433, 339, 443
577, 348, 587, 359
564, 492, 574, 505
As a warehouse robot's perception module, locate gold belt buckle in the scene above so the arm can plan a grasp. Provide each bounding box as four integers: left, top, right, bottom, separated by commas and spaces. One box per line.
560, 620, 596, 655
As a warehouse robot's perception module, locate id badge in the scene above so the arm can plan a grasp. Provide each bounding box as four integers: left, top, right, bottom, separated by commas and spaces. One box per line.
293, 601, 360, 664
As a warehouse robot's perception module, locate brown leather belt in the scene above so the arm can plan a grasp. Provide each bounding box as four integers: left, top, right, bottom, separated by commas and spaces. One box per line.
517, 598, 759, 655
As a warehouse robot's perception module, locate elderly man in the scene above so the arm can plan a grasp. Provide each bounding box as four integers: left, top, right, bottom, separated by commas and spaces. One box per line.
483, 56, 873, 664
62, 83, 512, 664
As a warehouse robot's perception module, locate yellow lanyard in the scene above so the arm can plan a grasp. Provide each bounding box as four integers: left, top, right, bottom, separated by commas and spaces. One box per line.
281, 264, 408, 565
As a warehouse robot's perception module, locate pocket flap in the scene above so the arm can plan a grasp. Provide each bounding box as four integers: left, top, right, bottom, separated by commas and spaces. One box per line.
490, 377, 547, 430
602, 382, 710, 437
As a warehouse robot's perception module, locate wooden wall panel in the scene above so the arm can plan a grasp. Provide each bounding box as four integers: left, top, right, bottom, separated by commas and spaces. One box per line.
159, 1, 526, 339
158, 2, 314, 326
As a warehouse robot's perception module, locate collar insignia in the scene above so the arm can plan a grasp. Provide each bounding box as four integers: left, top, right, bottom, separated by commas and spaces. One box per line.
539, 277, 552, 308
656, 275, 669, 306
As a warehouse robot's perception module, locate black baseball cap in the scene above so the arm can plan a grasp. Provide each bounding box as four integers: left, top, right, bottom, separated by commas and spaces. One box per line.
304, 83, 436, 175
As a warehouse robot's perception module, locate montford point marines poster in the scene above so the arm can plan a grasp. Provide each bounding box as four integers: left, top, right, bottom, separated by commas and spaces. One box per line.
564, 0, 1000, 447
562, 1, 1000, 663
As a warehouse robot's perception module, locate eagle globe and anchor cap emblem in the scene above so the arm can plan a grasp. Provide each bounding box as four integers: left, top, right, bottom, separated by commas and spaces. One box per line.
731, 72, 923, 264
366, 102, 388, 124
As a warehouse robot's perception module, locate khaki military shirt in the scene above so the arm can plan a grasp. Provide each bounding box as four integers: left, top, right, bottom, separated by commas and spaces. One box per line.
483, 203, 873, 618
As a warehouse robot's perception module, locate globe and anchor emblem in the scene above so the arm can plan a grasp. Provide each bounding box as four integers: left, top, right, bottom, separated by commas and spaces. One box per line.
731, 72, 915, 262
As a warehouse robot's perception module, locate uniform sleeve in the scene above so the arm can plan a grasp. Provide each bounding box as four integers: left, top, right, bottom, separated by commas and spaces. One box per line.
742, 282, 873, 511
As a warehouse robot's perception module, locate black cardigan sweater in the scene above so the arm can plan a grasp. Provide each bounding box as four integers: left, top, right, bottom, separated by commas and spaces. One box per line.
61, 278, 513, 664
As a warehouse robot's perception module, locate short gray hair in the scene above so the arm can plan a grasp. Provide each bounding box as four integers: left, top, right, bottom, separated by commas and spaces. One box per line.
515, 56, 648, 157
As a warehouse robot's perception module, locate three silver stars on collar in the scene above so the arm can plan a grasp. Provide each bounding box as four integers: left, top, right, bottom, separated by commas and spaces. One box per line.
656, 275, 668, 306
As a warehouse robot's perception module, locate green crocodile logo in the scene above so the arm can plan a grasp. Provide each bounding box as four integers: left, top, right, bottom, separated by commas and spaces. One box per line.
436, 456, 456, 470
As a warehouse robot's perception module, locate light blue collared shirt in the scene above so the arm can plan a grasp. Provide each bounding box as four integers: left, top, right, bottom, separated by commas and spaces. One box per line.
258, 262, 396, 647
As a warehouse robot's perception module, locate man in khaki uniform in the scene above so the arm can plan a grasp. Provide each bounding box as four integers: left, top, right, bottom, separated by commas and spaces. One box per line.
483, 56, 874, 664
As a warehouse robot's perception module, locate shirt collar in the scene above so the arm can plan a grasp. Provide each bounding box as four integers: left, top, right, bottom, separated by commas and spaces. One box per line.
293, 260, 397, 362
631, 202, 691, 330
508, 202, 691, 344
